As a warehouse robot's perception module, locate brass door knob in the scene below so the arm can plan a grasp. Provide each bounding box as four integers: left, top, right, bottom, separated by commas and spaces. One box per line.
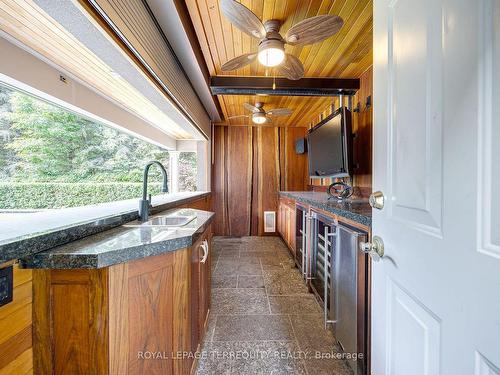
369, 191, 385, 210
360, 236, 385, 262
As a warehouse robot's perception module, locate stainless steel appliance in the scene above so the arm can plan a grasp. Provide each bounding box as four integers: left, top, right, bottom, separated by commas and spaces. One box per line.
309, 211, 336, 316
310, 211, 368, 375
295, 204, 311, 280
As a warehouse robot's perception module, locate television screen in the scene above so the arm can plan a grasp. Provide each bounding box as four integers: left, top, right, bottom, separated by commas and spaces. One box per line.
307, 107, 352, 178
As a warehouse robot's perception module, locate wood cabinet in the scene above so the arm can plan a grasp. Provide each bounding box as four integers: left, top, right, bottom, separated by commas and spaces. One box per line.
33, 226, 212, 375
278, 198, 296, 253
190, 228, 212, 371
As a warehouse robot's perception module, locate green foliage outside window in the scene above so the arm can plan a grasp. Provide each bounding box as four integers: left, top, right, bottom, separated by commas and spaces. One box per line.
0, 85, 197, 210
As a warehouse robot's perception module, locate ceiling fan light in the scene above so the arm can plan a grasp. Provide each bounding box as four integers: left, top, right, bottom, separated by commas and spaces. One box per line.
257, 39, 285, 67
258, 47, 285, 67
252, 113, 267, 124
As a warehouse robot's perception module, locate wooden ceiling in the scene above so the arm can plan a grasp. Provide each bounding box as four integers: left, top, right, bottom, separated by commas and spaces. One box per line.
185, 0, 373, 127
0, 0, 193, 139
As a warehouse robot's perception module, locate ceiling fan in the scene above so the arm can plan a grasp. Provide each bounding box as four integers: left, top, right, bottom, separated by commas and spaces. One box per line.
228, 102, 292, 124
220, 0, 344, 80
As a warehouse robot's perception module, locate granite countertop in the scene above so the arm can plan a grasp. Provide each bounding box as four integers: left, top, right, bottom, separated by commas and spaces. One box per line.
0, 191, 210, 264
20, 208, 214, 269
279, 191, 372, 227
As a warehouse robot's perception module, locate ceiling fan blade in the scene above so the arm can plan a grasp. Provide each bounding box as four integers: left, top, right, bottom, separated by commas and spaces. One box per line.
220, 0, 266, 39
221, 53, 257, 71
243, 103, 259, 112
267, 108, 293, 117
285, 15, 343, 45
278, 54, 305, 80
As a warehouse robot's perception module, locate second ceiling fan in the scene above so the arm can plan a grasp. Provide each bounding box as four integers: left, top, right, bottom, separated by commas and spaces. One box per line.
228, 102, 292, 124
220, 0, 344, 80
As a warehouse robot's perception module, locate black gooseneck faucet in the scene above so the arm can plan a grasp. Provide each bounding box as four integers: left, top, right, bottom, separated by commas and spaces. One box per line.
139, 161, 168, 222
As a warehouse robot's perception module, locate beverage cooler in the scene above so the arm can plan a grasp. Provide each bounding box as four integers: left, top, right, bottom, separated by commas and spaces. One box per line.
309, 211, 337, 321
309, 210, 369, 375
295, 204, 310, 280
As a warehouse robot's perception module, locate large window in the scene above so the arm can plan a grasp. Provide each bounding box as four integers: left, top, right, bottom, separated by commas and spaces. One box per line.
0, 85, 197, 210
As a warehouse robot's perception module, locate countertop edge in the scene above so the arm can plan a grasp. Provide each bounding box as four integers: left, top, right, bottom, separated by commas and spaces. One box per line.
20, 212, 214, 270
1, 192, 211, 265
279, 191, 372, 227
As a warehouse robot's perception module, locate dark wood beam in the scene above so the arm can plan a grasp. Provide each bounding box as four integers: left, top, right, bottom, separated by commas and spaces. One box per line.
210, 76, 360, 96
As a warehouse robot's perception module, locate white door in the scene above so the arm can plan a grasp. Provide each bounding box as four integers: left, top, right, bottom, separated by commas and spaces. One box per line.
372, 0, 500, 374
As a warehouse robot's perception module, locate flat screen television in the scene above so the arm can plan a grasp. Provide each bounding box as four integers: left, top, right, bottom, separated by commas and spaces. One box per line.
307, 106, 353, 178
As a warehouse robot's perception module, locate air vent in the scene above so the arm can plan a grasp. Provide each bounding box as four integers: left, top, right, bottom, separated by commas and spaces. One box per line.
264, 211, 276, 233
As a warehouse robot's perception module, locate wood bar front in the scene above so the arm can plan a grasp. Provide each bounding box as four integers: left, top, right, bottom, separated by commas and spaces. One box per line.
33, 226, 212, 375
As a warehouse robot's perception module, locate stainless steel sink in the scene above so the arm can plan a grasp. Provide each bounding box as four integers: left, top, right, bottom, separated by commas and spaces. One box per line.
143, 215, 195, 227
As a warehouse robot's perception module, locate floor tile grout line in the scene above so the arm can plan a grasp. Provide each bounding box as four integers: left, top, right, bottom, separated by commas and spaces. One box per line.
212, 248, 220, 273
209, 314, 218, 343
261, 256, 273, 315
288, 313, 311, 375
276, 239, 313, 375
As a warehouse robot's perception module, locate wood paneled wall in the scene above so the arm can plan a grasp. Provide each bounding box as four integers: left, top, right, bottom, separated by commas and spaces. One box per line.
0, 264, 33, 374
212, 126, 308, 236
212, 68, 373, 236
351, 67, 373, 189
309, 66, 373, 193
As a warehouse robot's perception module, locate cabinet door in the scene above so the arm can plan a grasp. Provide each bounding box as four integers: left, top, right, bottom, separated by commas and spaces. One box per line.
285, 207, 291, 246
199, 232, 211, 333
190, 236, 203, 359
289, 206, 296, 250
278, 203, 284, 236
277, 204, 281, 236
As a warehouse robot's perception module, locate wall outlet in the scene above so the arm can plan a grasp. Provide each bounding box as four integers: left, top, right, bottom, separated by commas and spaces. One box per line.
0, 266, 13, 307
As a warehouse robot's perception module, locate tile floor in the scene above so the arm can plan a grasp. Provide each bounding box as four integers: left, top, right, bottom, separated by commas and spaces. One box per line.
195, 236, 354, 375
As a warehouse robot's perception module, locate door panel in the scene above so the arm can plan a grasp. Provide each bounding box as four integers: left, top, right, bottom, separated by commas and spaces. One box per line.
388, 0, 443, 235
386, 280, 440, 375
474, 352, 500, 375
478, 0, 500, 258
373, 0, 500, 373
